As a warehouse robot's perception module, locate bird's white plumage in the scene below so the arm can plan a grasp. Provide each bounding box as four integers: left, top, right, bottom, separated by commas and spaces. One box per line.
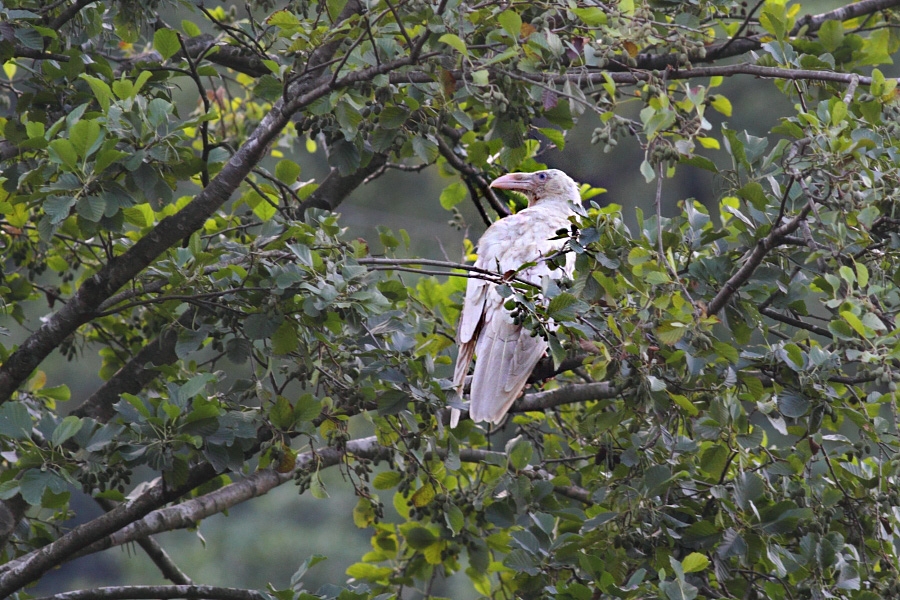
452, 170, 579, 426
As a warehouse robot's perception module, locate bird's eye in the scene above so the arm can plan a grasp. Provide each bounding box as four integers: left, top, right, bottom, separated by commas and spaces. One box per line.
537, 173, 547, 180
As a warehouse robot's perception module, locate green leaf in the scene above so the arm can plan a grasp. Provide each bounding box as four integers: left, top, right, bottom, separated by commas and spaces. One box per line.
841, 310, 871, 338
153, 28, 181, 60
778, 390, 809, 418
497, 10, 522, 39
48, 139, 78, 170
51, 416, 83, 446
411, 136, 438, 163
372, 471, 402, 490
818, 20, 844, 52
42, 385, 71, 402
293, 393, 322, 423
69, 119, 103, 159
710, 95, 732, 117
661, 578, 699, 600
445, 504, 464, 535
0, 402, 32, 439
439, 181, 467, 210
80, 74, 113, 113
438, 33, 468, 56
274, 159, 300, 184
19, 470, 50, 506
505, 435, 533, 470
271, 321, 299, 355
328, 139, 360, 176
404, 526, 437, 549
77, 195, 107, 222
181, 20, 202, 37
700, 444, 729, 478
573, 7, 607, 26
269, 396, 294, 431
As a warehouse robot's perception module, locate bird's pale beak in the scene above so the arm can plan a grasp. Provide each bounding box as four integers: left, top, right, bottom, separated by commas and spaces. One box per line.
489, 172, 534, 192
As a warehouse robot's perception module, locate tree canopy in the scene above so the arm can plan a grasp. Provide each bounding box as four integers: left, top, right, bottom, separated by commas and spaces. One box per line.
3, 0, 900, 598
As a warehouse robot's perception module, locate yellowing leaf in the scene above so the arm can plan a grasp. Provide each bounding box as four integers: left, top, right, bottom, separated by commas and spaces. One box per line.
3, 60, 16, 80
352, 497, 376, 528
682, 552, 710, 573
411, 483, 435, 507
697, 136, 720, 149
710, 95, 732, 117
841, 310, 870, 338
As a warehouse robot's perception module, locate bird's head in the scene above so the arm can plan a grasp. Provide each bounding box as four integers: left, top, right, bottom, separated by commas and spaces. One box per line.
489, 169, 580, 208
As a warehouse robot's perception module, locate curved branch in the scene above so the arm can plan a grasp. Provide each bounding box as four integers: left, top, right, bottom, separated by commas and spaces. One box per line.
435, 136, 509, 218
47, 0, 95, 30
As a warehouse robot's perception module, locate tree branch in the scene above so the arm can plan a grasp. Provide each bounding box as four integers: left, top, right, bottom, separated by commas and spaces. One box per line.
47, 0, 95, 30
73, 308, 202, 422
707, 205, 814, 316
95, 498, 192, 585
0, 463, 219, 597
759, 307, 831, 337
32, 585, 269, 600
295, 153, 389, 217
435, 135, 509, 218
76, 437, 389, 556
76, 415, 602, 555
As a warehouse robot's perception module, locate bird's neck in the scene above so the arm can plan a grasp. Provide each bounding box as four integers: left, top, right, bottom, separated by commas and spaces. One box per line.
529, 196, 577, 209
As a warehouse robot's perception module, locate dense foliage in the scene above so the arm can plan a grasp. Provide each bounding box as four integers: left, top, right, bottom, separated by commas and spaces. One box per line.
3, 0, 900, 598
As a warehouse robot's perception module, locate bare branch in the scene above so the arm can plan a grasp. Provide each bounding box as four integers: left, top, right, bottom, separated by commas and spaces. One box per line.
435, 136, 509, 218
95, 498, 192, 585
759, 307, 831, 338
707, 204, 814, 316
296, 154, 389, 217
32, 585, 269, 600
0, 462, 219, 597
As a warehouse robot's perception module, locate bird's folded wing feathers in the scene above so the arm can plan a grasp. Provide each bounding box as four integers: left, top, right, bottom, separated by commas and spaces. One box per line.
468, 300, 547, 424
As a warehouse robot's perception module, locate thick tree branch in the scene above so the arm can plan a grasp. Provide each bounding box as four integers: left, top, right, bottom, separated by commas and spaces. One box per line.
707, 205, 814, 316
76, 418, 600, 554
514, 381, 618, 414
32, 585, 269, 600
95, 498, 193, 585
0, 462, 218, 597
77, 437, 390, 557
73, 308, 202, 422
296, 153, 389, 217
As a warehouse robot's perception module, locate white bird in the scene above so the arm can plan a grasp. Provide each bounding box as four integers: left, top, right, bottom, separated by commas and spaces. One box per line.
452, 169, 580, 426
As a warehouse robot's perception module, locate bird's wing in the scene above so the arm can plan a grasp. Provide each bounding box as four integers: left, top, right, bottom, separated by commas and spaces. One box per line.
468, 293, 548, 424
453, 219, 520, 389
